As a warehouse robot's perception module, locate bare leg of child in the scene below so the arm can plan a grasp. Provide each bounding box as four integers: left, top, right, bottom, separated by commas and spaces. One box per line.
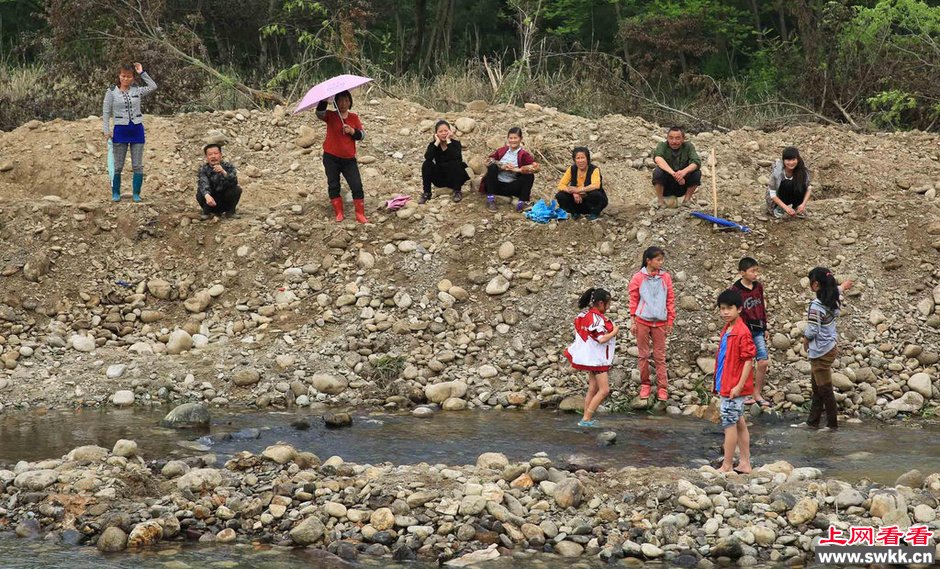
754, 359, 769, 403
582, 372, 597, 422
718, 423, 738, 473
585, 372, 611, 420
735, 418, 751, 473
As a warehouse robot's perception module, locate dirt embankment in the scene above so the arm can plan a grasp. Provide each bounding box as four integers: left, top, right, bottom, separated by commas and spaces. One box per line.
0, 98, 938, 421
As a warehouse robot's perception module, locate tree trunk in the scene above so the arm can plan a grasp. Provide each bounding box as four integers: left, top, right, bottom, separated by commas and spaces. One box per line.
402, 0, 427, 72
776, 0, 788, 41
747, 0, 763, 45
613, 2, 633, 70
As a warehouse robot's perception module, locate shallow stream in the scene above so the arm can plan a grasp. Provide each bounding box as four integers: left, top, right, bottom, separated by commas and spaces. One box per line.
1, 407, 938, 568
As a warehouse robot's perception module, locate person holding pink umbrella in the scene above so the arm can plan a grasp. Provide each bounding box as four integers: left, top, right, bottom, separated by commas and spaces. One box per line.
315, 90, 368, 223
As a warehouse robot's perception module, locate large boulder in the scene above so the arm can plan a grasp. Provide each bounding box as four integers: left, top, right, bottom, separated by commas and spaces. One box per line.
907, 373, 933, 398
886, 391, 925, 413
554, 478, 585, 509
177, 468, 222, 492
97, 527, 127, 552
290, 516, 325, 545
425, 381, 468, 404
67, 445, 109, 463
165, 329, 193, 354
146, 279, 172, 299
310, 373, 348, 395
127, 520, 163, 548
161, 403, 210, 429
787, 497, 818, 525
14, 470, 58, 491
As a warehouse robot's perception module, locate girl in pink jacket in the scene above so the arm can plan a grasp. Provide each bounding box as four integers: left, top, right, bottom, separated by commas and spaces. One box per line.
628, 246, 676, 401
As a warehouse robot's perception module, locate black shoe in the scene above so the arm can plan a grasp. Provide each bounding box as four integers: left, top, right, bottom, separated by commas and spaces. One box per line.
452, 191, 462, 203
418, 193, 431, 204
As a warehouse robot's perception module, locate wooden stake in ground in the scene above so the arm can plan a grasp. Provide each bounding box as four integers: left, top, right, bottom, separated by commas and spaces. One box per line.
709, 149, 718, 218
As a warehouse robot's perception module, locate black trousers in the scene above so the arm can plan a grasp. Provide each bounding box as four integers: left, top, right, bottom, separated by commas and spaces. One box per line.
323, 152, 364, 200
484, 163, 534, 201
422, 160, 469, 195
197, 186, 242, 215
652, 167, 702, 197
555, 189, 608, 216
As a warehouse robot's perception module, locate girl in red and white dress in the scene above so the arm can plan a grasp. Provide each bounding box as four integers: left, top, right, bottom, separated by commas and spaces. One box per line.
564, 287, 619, 427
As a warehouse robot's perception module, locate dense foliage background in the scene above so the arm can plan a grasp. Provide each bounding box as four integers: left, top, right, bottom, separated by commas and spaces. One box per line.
1, 0, 939, 130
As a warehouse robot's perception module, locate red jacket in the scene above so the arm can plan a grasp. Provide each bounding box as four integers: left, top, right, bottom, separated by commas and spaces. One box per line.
714, 317, 756, 397
320, 110, 363, 159
479, 146, 537, 193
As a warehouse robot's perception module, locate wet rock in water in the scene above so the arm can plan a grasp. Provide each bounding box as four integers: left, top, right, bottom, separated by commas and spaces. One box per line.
161, 403, 210, 429
393, 545, 417, 562
97, 527, 127, 552
127, 520, 162, 548
895, 469, 924, 489
216, 528, 237, 544
291, 419, 311, 430
597, 431, 617, 445
324, 412, 352, 428
555, 540, 585, 557
412, 406, 434, 418
445, 544, 500, 566
709, 536, 744, 559
15, 519, 41, 538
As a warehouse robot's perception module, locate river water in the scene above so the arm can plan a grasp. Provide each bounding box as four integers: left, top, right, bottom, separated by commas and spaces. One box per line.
1, 407, 937, 568
1, 407, 938, 484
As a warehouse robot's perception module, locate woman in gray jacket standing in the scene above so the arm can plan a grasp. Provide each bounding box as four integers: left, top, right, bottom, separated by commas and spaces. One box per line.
102, 62, 157, 202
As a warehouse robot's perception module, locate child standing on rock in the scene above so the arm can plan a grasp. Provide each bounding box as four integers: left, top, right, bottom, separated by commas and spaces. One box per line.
713, 288, 756, 474
316, 90, 368, 223
629, 246, 675, 402
564, 288, 618, 428
799, 267, 853, 431
733, 257, 771, 407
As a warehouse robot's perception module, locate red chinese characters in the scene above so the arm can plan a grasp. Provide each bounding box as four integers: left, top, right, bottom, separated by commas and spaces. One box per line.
848, 526, 875, 546
875, 526, 905, 546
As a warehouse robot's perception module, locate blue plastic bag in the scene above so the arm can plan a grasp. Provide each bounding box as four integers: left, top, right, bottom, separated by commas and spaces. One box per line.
525, 199, 569, 224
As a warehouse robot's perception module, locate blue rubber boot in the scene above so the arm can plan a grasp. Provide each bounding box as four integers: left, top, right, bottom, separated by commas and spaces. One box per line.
111, 173, 121, 202
132, 173, 143, 202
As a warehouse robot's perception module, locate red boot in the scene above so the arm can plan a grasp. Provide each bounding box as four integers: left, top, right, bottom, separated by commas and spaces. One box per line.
353, 198, 369, 224
330, 197, 344, 222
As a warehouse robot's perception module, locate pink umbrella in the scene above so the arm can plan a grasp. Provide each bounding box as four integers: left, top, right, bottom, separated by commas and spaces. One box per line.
293, 74, 373, 115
